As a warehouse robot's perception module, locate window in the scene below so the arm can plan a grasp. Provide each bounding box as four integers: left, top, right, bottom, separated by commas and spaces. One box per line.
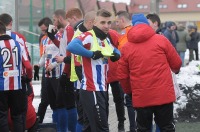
138, 5, 148, 9
177, 4, 188, 8
159, 4, 168, 9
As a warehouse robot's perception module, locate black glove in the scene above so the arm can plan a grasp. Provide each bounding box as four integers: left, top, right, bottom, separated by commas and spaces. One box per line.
34, 65, 39, 72
46, 28, 57, 40
21, 75, 32, 83
59, 73, 68, 87
63, 56, 71, 64
110, 52, 120, 62
91, 51, 103, 60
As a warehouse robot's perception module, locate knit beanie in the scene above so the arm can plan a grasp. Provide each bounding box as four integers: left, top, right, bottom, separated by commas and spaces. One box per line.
132, 14, 149, 26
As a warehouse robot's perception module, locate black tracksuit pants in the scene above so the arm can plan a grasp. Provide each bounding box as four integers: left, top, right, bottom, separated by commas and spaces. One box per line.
135, 102, 175, 132
80, 89, 109, 132
37, 71, 49, 123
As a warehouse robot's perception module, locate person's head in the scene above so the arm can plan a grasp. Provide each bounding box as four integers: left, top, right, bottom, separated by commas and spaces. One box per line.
165, 21, 176, 31
94, 9, 112, 34
53, 9, 67, 29
132, 13, 149, 26
0, 13, 13, 30
115, 11, 131, 29
66, 8, 83, 27
38, 17, 53, 35
146, 13, 161, 31
0, 21, 6, 35
83, 11, 96, 30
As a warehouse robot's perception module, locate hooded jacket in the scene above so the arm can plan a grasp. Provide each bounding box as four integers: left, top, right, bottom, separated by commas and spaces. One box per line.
176, 25, 191, 52
118, 24, 182, 107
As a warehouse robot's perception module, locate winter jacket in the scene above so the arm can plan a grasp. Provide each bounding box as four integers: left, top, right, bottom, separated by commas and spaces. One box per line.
107, 29, 120, 83
187, 31, 200, 49
176, 25, 191, 52
118, 24, 182, 108
163, 29, 178, 49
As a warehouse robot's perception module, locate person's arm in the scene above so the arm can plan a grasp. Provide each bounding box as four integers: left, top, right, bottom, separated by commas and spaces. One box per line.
117, 46, 132, 94
67, 38, 93, 58
160, 36, 182, 73
38, 54, 45, 67
21, 48, 32, 79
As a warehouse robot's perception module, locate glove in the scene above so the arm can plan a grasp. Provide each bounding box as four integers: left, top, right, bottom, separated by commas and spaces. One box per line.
59, 73, 68, 87
21, 75, 32, 83
91, 51, 103, 60
63, 56, 71, 64
46, 28, 57, 40
34, 65, 40, 72
110, 52, 120, 62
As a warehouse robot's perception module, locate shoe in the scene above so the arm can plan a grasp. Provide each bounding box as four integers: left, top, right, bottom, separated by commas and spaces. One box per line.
28, 116, 40, 132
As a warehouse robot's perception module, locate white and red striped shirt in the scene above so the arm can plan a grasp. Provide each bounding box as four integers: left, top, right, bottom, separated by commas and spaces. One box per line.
77, 32, 114, 91
0, 38, 32, 91
39, 32, 64, 78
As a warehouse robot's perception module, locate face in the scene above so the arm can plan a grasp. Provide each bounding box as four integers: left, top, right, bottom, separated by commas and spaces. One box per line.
170, 25, 176, 31
53, 14, 64, 29
147, 19, 158, 31
67, 17, 76, 27
39, 24, 47, 35
94, 16, 112, 34
115, 16, 124, 29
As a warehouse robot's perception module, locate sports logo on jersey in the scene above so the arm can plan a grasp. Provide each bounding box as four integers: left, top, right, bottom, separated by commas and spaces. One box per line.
3, 70, 19, 78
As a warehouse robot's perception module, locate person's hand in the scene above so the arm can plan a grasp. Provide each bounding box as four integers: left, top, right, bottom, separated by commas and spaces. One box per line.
55, 56, 65, 63
21, 75, 32, 83
59, 73, 68, 87
110, 52, 120, 62
46, 64, 53, 72
34, 65, 40, 71
46, 28, 57, 40
91, 51, 103, 60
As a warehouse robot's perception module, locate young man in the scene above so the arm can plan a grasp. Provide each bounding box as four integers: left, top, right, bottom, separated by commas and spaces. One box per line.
66, 8, 84, 30
46, 9, 77, 132
56, 11, 96, 132
146, 13, 162, 34
0, 21, 32, 131
67, 9, 120, 132
115, 10, 135, 132
118, 13, 182, 132
37, 17, 52, 123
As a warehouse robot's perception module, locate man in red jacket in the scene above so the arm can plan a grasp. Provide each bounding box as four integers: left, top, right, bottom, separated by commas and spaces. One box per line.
118, 14, 182, 132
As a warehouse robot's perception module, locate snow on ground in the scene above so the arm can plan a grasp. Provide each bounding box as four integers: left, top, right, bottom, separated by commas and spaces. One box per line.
32, 48, 200, 122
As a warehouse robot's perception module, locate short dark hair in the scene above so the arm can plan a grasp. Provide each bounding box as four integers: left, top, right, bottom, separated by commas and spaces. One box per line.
54, 9, 66, 19
116, 11, 131, 20
96, 9, 112, 17
0, 21, 6, 34
146, 13, 161, 27
38, 17, 53, 27
0, 13, 12, 26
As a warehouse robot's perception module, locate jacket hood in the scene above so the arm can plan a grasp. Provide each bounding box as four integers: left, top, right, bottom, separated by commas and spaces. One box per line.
127, 24, 155, 43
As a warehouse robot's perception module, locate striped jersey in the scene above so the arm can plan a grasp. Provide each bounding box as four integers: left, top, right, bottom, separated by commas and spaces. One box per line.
39, 31, 64, 78
0, 37, 28, 91
77, 32, 115, 91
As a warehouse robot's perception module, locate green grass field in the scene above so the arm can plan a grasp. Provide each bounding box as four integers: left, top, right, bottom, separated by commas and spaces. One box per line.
176, 122, 200, 132
152, 122, 200, 132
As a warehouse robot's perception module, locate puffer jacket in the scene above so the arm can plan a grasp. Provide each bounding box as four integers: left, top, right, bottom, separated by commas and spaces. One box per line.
118, 24, 182, 107
107, 29, 120, 83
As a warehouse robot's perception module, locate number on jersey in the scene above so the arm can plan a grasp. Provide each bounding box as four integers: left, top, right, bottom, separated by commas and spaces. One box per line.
1, 46, 19, 68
